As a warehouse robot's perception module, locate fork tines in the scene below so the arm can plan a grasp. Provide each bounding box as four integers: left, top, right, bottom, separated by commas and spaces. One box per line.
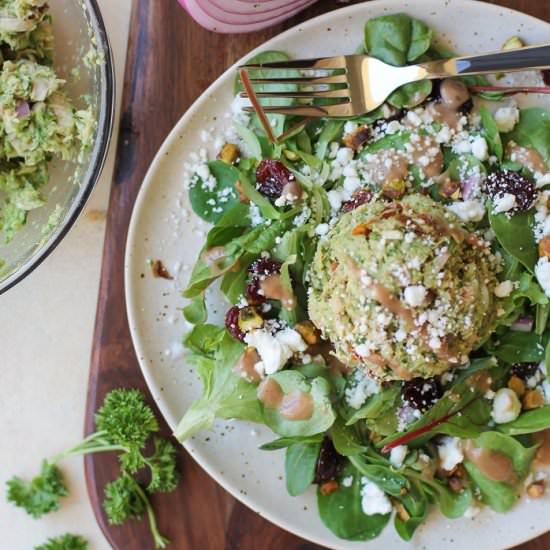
238, 55, 353, 117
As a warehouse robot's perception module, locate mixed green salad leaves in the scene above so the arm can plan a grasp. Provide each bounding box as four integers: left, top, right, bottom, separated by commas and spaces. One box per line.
176, 12, 550, 543
0, 0, 96, 243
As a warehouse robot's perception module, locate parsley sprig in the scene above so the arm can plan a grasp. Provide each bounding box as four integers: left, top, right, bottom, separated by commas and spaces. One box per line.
6, 389, 179, 548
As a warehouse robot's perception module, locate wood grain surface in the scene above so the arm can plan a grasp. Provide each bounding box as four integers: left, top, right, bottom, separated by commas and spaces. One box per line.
85, 1, 550, 549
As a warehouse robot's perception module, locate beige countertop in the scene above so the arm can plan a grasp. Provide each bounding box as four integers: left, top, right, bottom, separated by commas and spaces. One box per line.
0, 1, 132, 548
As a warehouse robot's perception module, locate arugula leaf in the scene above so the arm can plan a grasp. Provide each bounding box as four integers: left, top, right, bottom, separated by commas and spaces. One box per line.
262, 370, 336, 437
285, 441, 321, 496
479, 107, 503, 162
175, 332, 262, 441
463, 461, 517, 512
188, 161, 240, 223
34, 534, 88, 550
317, 464, 391, 541
505, 107, 550, 162
489, 209, 537, 272
6, 461, 68, 518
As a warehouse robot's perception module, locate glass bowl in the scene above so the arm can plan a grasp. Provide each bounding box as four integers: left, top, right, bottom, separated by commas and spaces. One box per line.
0, 0, 115, 293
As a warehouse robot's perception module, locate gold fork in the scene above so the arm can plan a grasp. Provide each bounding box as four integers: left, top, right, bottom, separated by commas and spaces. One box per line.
239, 43, 550, 117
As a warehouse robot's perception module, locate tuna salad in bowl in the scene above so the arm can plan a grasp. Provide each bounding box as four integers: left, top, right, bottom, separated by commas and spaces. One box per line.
0, 0, 113, 293
141, 10, 550, 546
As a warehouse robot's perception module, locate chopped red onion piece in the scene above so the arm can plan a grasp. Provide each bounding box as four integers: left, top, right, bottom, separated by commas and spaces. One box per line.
16, 101, 30, 118
510, 316, 534, 332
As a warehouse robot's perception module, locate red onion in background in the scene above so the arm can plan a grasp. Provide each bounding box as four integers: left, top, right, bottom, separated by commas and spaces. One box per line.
178, 0, 319, 33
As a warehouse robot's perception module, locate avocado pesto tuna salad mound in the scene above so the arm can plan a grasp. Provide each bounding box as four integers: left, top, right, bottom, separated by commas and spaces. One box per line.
0, 0, 95, 242
175, 13, 550, 543
309, 194, 501, 380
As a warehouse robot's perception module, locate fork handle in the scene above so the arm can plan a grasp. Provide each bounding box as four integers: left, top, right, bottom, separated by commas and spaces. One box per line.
422, 43, 550, 77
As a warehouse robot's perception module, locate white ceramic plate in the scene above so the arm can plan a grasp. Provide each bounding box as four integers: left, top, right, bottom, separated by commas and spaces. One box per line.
126, 2, 550, 548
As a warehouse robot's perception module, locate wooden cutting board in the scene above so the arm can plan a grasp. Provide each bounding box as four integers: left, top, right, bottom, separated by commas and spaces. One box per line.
85, 1, 550, 548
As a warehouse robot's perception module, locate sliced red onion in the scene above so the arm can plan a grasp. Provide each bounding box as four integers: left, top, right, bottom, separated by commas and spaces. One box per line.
179, 0, 318, 32
510, 315, 534, 332
16, 101, 30, 118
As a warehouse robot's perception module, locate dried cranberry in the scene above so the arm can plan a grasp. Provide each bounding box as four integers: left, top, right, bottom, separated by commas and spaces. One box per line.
401, 377, 443, 412
255, 159, 294, 198
248, 258, 282, 277
341, 188, 374, 212
245, 279, 265, 305
225, 306, 245, 341
313, 437, 345, 484
484, 171, 537, 214
511, 362, 539, 380
542, 69, 550, 86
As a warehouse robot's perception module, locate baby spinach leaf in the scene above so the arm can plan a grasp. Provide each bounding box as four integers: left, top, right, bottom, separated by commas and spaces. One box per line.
361, 131, 411, 156
331, 417, 368, 456
285, 441, 322, 496
317, 465, 391, 541
188, 161, 240, 223
490, 330, 547, 363
346, 384, 400, 426
175, 332, 262, 441
205, 202, 250, 248
497, 406, 550, 435
505, 107, 550, 162
463, 461, 517, 513
259, 434, 324, 450
364, 14, 432, 108
182, 295, 207, 325
220, 260, 249, 304
364, 14, 431, 66
489, 209, 537, 272
262, 370, 336, 437
536, 303, 550, 335
388, 80, 432, 109
479, 107, 503, 162
437, 398, 492, 439
473, 431, 537, 478
447, 154, 486, 182
183, 324, 225, 357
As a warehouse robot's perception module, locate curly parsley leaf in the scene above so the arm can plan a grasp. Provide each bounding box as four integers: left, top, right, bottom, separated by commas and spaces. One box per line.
34, 533, 88, 550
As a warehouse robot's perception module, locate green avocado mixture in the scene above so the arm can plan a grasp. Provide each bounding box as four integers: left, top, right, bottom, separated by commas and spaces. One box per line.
309, 194, 501, 380
0, 0, 95, 242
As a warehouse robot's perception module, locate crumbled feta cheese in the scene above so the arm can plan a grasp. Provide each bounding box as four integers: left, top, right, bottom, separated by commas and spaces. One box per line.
245, 328, 306, 377
389, 445, 408, 468
341, 475, 353, 488
491, 388, 521, 424
327, 189, 344, 211
403, 285, 427, 307
464, 504, 481, 519
345, 368, 381, 409
336, 147, 354, 165
494, 280, 514, 298
343, 176, 361, 193
406, 111, 422, 127
360, 478, 393, 515
536, 173, 550, 188
385, 120, 402, 134
437, 436, 464, 471
381, 230, 402, 240
343, 121, 358, 135
447, 200, 485, 222
494, 105, 519, 133
315, 223, 330, 236
471, 136, 489, 161
493, 192, 517, 214
535, 257, 550, 297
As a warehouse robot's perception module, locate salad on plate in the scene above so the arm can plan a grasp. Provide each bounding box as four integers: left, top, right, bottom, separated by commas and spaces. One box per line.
175, 13, 550, 542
